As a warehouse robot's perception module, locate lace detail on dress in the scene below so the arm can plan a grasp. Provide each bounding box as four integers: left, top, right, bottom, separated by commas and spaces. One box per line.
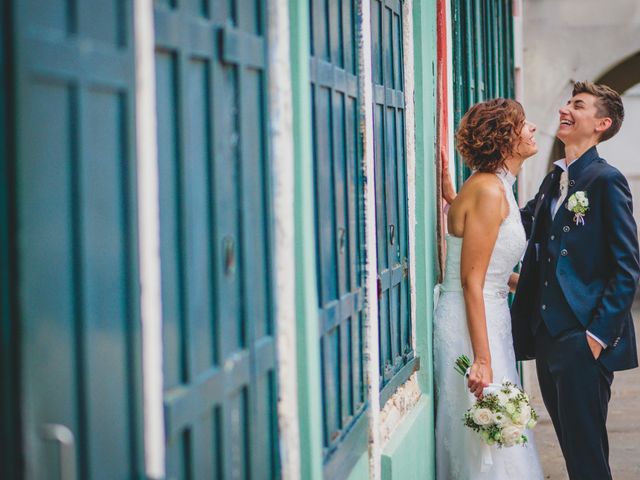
433, 170, 543, 479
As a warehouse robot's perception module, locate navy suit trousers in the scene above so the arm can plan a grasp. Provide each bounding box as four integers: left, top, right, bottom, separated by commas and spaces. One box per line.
535, 323, 614, 480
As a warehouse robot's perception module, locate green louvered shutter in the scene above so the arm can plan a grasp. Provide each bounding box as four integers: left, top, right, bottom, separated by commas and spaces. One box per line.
309, 0, 368, 474
154, 0, 279, 478
452, 0, 515, 184
13, 0, 144, 477
371, 0, 415, 403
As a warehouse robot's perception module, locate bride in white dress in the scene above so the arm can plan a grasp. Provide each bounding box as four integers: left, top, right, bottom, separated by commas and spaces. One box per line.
434, 99, 544, 479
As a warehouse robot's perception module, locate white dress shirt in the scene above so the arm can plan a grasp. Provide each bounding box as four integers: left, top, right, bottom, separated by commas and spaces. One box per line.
551, 159, 607, 349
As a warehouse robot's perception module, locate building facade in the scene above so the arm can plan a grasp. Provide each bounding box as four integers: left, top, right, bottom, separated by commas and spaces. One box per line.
0, 1, 521, 479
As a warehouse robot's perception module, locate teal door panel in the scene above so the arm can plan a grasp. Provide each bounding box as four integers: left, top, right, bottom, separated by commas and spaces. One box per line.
13, 0, 144, 478
371, 0, 413, 396
452, 0, 515, 184
154, 0, 279, 478
309, 0, 367, 474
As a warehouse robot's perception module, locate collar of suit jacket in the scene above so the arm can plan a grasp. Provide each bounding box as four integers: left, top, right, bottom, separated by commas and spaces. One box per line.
555, 145, 600, 182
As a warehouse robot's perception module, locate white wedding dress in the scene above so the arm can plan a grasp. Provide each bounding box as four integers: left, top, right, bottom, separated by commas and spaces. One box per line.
433, 170, 544, 479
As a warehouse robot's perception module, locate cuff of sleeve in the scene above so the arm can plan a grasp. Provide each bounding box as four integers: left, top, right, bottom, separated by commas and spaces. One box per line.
587, 330, 607, 349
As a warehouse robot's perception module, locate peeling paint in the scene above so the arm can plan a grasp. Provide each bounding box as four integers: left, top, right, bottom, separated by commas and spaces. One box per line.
358, 0, 382, 477
379, 374, 422, 446
266, 0, 301, 477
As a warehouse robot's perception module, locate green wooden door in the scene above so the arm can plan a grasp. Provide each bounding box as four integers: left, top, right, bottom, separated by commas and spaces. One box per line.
451, 0, 515, 184
154, 1, 279, 478
309, 0, 367, 475
371, 0, 414, 400
12, 0, 144, 478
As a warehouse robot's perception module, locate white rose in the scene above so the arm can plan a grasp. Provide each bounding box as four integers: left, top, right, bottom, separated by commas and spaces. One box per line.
505, 402, 516, 415
472, 408, 493, 426
501, 425, 523, 447
507, 387, 520, 399
575, 191, 586, 201
496, 391, 510, 406
515, 405, 531, 426
581, 197, 589, 207
492, 412, 507, 426
567, 196, 578, 210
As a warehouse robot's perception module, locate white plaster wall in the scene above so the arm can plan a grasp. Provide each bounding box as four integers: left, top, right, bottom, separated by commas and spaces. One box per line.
598, 84, 640, 230
520, 0, 640, 201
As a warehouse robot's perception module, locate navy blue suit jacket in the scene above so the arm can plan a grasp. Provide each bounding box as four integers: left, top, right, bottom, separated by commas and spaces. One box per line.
511, 146, 640, 372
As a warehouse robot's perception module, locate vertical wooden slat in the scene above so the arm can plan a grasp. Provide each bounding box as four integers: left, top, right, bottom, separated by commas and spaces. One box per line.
155, 0, 279, 477
0, 0, 19, 474
311, 0, 366, 466
14, 0, 145, 476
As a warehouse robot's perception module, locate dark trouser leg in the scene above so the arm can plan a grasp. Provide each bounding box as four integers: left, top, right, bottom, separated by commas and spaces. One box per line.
536, 326, 613, 480
535, 328, 571, 464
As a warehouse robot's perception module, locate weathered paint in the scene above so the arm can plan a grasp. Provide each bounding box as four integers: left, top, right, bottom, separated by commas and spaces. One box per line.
403, 0, 418, 361
359, 0, 382, 476
267, 0, 301, 477
436, 0, 449, 281
379, 374, 421, 445
381, 397, 431, 479
133, 0, 165, 477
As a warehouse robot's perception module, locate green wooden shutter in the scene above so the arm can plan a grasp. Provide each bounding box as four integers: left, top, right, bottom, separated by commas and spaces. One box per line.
309, 0, 368, 474
371, 0, 414, 402
13, 0, 144, 477
451, 0, 515, 184
154, 1, 279, 478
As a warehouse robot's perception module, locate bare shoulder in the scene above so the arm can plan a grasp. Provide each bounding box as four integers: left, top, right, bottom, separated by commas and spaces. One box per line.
464, 173, 505, 203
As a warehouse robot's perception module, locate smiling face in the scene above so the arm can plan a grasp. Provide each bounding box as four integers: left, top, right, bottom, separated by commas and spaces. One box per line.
557, 93, 613, 145
514, 120, 538, 160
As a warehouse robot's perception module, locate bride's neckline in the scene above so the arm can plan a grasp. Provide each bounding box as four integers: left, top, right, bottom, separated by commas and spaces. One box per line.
497, 168, 517, 187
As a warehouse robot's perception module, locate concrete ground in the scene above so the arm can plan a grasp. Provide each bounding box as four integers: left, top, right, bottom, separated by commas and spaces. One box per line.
527, 303, 640, 479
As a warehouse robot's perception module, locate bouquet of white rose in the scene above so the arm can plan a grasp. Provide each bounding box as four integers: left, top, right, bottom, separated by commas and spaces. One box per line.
454, 355, 538, 448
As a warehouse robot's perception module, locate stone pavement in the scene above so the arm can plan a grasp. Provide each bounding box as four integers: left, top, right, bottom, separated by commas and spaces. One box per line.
528, 303, 640, 479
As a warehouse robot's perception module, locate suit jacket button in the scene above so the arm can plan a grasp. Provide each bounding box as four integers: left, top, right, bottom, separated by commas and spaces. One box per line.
569, 180, 576, 187
561, 249, 568, 256
563, 226, 570, 233
550, 235, 555, 240
542, 305, 547, 310
544, 281, 548, 286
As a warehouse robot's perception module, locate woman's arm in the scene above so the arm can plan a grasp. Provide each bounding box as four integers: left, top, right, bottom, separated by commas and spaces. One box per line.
441, 145, 457, 205
460, 179, 505, 397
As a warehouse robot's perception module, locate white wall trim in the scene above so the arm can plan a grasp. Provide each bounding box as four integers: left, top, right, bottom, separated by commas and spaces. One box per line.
359, 0, 381, 477
403, 0, 418, 357
266, 0, 301, 477
133, 0, 165, 477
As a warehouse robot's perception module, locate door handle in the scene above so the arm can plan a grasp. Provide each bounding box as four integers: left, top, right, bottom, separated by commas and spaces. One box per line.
41, 424, 77, 480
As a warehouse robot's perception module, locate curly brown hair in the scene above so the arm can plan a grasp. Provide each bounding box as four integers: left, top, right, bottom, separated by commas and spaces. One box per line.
455, 98, 526, 173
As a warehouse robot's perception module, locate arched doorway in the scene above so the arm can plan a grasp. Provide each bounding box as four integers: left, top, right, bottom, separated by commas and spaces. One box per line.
547, 50, 640, 165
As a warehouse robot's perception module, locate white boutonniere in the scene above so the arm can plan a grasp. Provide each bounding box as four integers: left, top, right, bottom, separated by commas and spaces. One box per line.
566, 191, 589, 226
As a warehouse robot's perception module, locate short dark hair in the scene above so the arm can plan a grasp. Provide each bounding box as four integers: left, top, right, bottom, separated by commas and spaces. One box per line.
572, 81, 624, 142
455, 98, 526, 173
